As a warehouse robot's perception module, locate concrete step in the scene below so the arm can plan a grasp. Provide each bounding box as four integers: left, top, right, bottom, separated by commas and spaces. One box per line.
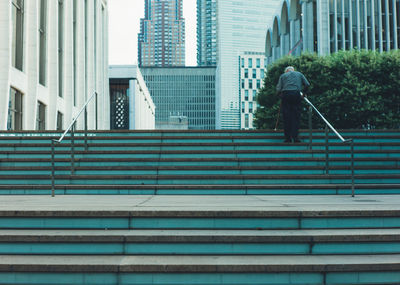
0, 174, 397, 185
1, 157, 398, 167
1, 165, 398, 175
0, 228, 399, 255
0, 183, 399, 195
0, 195, 399, 230
0, 254, 399, 285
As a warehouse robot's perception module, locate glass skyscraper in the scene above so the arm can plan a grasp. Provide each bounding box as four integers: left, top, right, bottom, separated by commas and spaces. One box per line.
197, 0, 281, 129
138, 0, 185, 67
197, 0, 217, 66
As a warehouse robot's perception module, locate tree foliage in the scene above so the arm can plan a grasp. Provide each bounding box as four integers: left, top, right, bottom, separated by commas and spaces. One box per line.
254, 50, 400, 129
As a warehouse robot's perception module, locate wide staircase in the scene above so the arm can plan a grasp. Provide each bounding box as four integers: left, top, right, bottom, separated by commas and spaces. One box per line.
0, 129, 399, 285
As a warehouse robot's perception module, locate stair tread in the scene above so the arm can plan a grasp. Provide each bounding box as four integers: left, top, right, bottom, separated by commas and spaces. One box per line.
0, 254, 399, 272
0, 195, 399, 216
0, 228, 399, 242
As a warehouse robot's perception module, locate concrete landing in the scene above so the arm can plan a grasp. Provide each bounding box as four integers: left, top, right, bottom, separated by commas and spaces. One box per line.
1, 195, 400, 213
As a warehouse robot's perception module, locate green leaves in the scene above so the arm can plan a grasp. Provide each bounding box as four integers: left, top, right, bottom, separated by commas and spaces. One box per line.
255, 50, 400, 129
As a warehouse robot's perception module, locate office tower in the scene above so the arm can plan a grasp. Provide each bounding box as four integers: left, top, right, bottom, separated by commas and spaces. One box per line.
0, 0, 110, 131
138, 0, 185, 67
266, 0, 400, 65
197, 0, 281, 129
197, 0, 217, 66
141, 67, 216, 130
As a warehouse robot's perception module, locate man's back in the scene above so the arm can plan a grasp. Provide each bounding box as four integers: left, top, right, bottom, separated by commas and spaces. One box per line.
276, 71, 310, 92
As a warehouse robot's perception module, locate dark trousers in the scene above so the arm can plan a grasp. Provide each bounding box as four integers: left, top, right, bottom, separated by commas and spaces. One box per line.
281, 90, 302, 141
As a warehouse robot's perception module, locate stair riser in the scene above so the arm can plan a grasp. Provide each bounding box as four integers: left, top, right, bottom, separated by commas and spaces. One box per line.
0, 271, 399, 285
1, 169, 398, 176
0, 242, 399, 255
0, 160, 398, 167
0, 217, 399, 230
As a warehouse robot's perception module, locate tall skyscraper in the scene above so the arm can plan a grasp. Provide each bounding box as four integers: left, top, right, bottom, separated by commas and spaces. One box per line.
197, 0, 217, 66
138, 0, 185, 67
197, 0, 281, 129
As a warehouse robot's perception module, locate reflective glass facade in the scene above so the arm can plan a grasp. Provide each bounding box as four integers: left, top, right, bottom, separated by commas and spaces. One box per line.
141, 67, 216, 130
198, 0, 281, 129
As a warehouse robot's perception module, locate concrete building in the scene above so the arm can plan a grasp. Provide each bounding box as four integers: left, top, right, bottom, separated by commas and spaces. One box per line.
109, 65, 155, 130
239, 52, 266, 130
197, 0, 281, 129
0, 0, 109, 131
265, 0, 400, 64
138, 0, 185, 67
141, 67, 216, 130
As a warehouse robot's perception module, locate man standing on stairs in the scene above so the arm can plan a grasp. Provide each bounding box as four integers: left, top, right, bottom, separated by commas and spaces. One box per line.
276, 66, 310, 143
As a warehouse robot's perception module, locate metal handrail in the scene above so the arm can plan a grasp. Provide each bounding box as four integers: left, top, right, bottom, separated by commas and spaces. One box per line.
304, 96, 355, 197
51, 91, 97, 197
57, 91, 97, 143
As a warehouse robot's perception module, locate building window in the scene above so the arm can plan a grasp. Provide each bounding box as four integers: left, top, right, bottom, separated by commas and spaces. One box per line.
241, 58, 244, 67
12, 0, 24, 71
256, 58, 261, 68
57, 112, 63, 130
244, 68, 248, 78
8, 87, 23, 130
260, 69, 265, 79
253, 90, 257, 101
245, 90, 249, 101
245, 114, 249, 128
36, 101, 46, 130
252, 69, 256, 78
248, 58, 253, 68
39, 0, 48, 86
241, 102, 245, 113
241, 79, 245, 89
257, 79, 261, 89
249, 80, 253, 89
249, 102, 253, 113
58, 0, 64, 98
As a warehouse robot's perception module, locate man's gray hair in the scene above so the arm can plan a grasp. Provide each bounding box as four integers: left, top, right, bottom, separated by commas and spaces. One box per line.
285, 66, 295, 73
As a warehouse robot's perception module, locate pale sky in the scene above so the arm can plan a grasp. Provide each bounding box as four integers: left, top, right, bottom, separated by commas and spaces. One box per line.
108, 0, 197, 66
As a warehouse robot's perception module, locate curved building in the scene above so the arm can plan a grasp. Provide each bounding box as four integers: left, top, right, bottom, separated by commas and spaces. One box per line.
265, 0, 400, 64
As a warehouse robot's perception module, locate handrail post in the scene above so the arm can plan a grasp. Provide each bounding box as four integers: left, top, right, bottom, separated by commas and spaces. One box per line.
351, 139, 355, 197
325, 125, 329, 174
308, 106, 312, 150
51, 139, 55, 197
71, 122, 75, 175
84, 106, 88, 151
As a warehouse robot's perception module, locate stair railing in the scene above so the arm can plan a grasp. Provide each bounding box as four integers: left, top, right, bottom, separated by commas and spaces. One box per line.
51, 91, 97, 197
304, 97, 355, 197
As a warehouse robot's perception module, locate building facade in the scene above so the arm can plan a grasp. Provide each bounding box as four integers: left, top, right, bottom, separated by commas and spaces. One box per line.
109, 66, 155, 130
265, 0, 400, 64
138, 0, 185, 67
239, 52, 266, 130
141, 67, 216, 130
0, 0, 109, 131
197, 0, 281, 129
197, 0, 217, 66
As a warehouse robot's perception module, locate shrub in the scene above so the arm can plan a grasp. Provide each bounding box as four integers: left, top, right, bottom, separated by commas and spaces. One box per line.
254, 50, 400, 129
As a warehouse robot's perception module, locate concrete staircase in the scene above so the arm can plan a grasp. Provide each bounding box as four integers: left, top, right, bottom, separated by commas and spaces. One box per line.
0, 130, 399, 284
0, 130, 399, 195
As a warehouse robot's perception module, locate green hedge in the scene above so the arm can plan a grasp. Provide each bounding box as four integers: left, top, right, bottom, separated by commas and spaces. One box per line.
254, 50, 400, 129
